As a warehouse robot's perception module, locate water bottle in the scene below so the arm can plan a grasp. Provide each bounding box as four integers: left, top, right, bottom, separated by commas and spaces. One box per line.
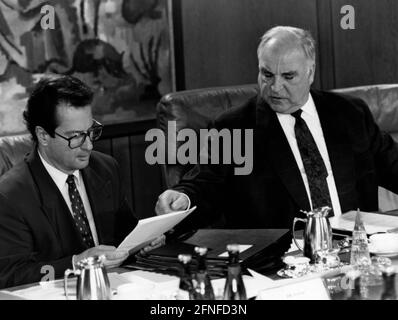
381, 266, 397, 300
223, 244, 247, 300
192, 247, 215, 300
350, 209, 371, 268
176, 254, 195, 300
346, 269, 363, 300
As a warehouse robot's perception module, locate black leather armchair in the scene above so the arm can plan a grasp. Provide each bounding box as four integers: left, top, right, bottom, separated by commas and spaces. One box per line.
156, 84, 258, 188
0, 134, 32, 177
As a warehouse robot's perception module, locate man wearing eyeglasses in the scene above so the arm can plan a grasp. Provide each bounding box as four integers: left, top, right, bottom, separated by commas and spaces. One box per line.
0, 75, 164, 289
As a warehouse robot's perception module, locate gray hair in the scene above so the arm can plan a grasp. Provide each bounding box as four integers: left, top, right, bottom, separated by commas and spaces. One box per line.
257, 26, 316, 63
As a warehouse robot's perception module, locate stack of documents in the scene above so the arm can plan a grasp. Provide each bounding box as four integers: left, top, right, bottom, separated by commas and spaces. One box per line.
330, 210, 398, 235
127, 228, 291, 278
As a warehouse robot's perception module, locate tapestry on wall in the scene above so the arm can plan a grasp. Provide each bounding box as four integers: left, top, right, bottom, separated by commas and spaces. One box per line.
0, 0, 174, 136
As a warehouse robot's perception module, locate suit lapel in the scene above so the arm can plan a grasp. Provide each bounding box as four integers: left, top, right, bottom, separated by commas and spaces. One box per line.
26, 150, 84, 254
257, 98, 311, 211
81, 166, 111, 244
311, 89, 356, 211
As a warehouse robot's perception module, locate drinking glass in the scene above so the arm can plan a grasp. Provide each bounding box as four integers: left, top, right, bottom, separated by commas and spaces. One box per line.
315, 248, 341, 270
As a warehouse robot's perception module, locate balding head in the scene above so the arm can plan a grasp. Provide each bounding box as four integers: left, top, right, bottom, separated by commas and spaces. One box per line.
257, 26, 316, 114
257, 26, 316, 65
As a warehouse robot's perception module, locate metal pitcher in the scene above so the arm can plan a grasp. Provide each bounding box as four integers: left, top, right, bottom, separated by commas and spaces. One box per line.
64, 255, 112, 300
292, 206, 333, 262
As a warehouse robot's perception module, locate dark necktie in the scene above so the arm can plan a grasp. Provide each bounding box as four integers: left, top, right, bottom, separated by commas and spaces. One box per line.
291, 109, 333, 213
66, 175, 95, 248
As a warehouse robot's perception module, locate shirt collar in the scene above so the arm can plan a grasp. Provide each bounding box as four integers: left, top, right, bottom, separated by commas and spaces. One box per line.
276, 93, 316, 121
38, 150, 81, 189
300, 93, 317, 118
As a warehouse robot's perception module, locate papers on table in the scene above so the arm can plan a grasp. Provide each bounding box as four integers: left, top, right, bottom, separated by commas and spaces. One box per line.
211, 274, 274, 299
116, 269, 276, 300
4, 269, 274, 300
330, 210, 398, 235
287, 239, 303, 253
5, 281, 67, 300
5, 271, 180, 300
113, 270, 180, 300
6, 273, 130, 300
117, 269, 276, 300
254, 264, 353, 300
257, 278, 330, 300
3, 265, 353, 300
118, 270, 179, 291
117, 207, 196, 253
0, 291, 28, 300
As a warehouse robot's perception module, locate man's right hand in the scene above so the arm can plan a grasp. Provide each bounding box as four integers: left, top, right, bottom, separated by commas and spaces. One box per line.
155, 190, 190, 215
73, 245, 129, 269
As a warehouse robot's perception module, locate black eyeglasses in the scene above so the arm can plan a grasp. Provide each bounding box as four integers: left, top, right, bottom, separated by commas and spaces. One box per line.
54, 120, 103, 149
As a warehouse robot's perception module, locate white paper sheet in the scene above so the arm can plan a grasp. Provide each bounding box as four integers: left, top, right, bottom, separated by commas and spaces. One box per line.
10, 281, 67, 300
330, 210, 398, 235
254, 264, 352, 296
117, 207, 196, 253
116, 270, 275, 300
118, 270, 179, 289
7, 273, 130, 300
114, 270, 180, 300
257, 278, 330, 300
287, 239, 304, 253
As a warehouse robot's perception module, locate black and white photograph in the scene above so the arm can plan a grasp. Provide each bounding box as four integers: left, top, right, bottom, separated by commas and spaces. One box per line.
0, 0, 397, 312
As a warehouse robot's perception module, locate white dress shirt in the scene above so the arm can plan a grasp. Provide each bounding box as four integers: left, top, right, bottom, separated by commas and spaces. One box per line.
38, 151, 99, 245
276, 94, 342, 216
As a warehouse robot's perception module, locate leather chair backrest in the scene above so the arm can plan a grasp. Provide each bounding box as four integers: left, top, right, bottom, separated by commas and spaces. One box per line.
0, 134, 33, 177
157, 84, 258, 187
331, 84, 398, 211
331, 84, 398, 141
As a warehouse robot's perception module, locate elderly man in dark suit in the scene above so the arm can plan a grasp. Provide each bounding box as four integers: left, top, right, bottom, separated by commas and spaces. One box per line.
155, 26, 398, 232
0, 75, 163, 289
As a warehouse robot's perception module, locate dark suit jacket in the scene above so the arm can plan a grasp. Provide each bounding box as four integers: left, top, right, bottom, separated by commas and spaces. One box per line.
173, 89, 398, 232
0, 149, 138, 288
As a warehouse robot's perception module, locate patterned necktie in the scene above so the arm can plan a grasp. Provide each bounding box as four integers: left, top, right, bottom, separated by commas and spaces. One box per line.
291, 109, 333, 213
66, 175, 95, 248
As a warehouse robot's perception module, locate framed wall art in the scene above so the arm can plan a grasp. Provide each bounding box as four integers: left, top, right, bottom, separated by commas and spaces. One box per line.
0, 0, 176, 136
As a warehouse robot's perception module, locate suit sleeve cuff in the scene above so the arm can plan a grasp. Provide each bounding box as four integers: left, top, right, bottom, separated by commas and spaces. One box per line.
72, 255, 77, 270
180, 192, 191, 210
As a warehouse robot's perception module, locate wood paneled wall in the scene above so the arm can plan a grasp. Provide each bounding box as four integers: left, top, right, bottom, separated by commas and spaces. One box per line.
330, 0, 398, 88
94, 120, 165, 220
173, 0, 398, 91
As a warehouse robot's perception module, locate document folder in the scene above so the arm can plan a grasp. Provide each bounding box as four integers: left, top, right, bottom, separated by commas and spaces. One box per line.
127, 229, 292, 278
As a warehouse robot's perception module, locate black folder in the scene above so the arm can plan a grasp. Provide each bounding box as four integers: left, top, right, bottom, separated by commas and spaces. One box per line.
126, 229, 292, 278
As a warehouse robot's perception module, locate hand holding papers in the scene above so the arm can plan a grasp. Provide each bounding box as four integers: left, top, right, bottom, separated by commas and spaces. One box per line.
117, 207, 196, 254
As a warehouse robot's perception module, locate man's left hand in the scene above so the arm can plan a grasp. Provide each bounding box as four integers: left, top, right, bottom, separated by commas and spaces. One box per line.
139, 235, 166, 256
